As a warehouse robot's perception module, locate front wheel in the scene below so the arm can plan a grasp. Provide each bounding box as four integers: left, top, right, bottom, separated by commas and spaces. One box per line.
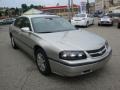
35, 49, 51, 75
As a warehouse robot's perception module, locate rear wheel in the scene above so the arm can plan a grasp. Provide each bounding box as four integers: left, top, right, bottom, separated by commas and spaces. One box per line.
98, 23, 101, 26
85, 21, 89, 28
117, 23, 120, 28
111, 22, 113, 26
10, 36, 18, 49
92, 20, 94, 25
35, 49, 51, 75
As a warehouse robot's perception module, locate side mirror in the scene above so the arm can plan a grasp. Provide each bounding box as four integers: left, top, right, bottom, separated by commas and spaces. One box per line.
21, 27, 30, 33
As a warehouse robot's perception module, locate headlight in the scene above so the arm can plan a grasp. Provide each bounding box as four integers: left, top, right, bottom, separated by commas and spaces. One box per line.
105, 41, 109, 49
59, 51, 87, 60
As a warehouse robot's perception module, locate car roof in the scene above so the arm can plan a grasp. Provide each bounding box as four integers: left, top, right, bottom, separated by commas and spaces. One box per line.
21, 14, 59, 19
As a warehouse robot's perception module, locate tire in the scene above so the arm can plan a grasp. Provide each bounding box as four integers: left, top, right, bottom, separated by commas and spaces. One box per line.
111, 22, 113, 26
117, 23, 120, 28
85, 21, 89, 28
98, 23, 101, 26
35, 49, 51, 75
11, 36, 18, 49
92, 20, 94, 25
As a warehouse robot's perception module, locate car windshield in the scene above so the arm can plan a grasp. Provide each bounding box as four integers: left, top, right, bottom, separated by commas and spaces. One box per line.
75, 14, 86, 17
31, 17, 75, 33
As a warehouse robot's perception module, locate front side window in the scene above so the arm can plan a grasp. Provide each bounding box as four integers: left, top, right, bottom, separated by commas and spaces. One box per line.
31, 17, 75, 33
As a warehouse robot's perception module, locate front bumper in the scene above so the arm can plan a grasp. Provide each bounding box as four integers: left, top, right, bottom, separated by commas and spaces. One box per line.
49, 47, 112, 77
99, 21, 112, 25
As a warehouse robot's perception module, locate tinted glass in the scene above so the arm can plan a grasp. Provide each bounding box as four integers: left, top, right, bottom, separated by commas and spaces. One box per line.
31, 17, 75, 33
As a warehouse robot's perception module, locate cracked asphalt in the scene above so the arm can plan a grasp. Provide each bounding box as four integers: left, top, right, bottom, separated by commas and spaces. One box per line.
0, 21, 120, 90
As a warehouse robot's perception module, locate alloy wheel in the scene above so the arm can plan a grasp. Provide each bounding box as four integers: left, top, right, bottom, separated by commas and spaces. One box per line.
36, 52, 46, 72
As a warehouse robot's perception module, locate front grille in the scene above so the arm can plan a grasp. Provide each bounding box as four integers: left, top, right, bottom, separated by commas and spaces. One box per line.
87, 45, 106, 57
101, 21, 110, 24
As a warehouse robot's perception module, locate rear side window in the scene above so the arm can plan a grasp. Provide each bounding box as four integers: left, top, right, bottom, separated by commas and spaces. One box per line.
75, 14, 86, 17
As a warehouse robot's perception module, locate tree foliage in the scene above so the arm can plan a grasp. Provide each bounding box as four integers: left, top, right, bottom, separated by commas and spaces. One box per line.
21, 4, 28, 12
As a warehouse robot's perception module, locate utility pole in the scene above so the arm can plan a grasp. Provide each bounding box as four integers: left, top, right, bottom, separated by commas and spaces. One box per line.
68, 0, 71, 22
103, 0, 106, 14
86, 0, 90, 13
68, 0, 74, 22
71, 0, 73, 17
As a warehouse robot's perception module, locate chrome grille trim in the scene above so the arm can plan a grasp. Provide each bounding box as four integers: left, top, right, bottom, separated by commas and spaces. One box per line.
87, 45, 106, 57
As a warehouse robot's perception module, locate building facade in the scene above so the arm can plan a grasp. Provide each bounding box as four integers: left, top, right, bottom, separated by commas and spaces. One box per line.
95, 0, 104, 11
95, 0, 120, 12
113, 0, 120, 6
38, 5, 79, 17
89, 2, 95, 14
95, 0, 111, 11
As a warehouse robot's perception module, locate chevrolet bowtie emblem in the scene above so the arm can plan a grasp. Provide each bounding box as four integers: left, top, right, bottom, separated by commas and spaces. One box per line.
98, 51, 103, 54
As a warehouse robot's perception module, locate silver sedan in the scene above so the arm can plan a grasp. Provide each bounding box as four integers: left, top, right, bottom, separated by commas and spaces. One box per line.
9, 14, 112, 77
98, 15, 113, 26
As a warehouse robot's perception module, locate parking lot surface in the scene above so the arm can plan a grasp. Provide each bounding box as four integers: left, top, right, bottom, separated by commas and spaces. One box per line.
0, 23, 120, 90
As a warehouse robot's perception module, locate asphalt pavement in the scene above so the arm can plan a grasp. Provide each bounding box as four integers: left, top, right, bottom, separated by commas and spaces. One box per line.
0, 23, 120, 90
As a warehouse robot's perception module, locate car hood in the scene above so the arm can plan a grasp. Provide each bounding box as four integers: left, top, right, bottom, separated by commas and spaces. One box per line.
37, 30, 105, 51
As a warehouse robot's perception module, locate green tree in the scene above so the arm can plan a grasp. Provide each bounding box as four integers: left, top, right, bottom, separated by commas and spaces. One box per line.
15, 8, 19, 15
30, 4, 34, 9
5, 9, 9, 16
10, 8, 16, 16
0, 12, 2, 16
21, 4, 28, 12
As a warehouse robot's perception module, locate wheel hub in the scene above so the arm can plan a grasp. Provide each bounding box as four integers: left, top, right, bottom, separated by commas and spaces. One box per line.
37, 53, 46, 72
